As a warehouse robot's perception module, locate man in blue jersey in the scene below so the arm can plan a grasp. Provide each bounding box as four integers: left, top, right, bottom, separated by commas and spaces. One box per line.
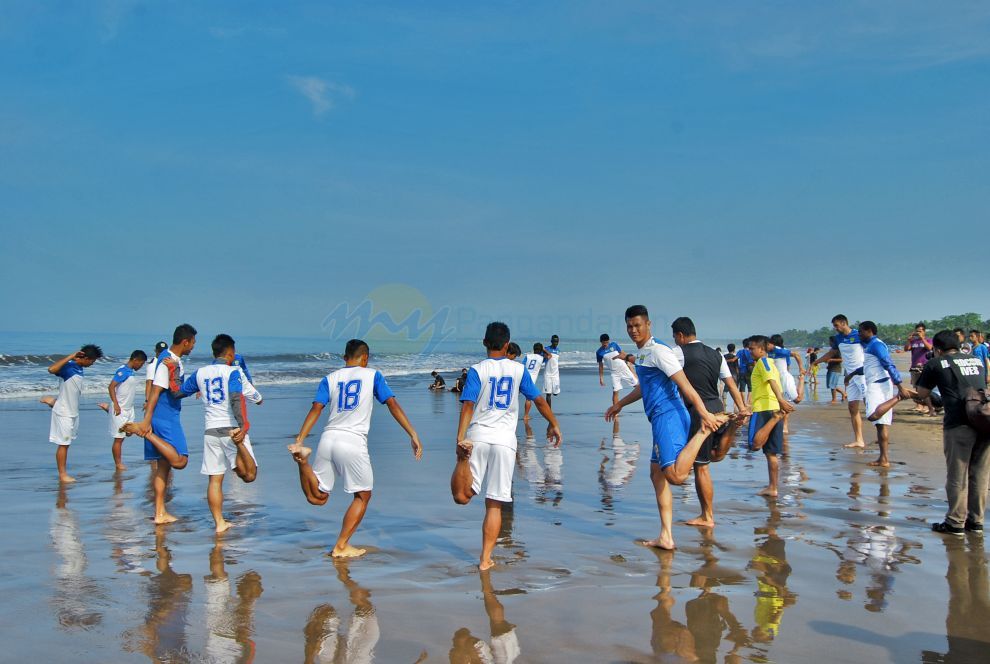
968, 331, 990, 381
811, 315, 867, 448
851, 321, 912, 468
46, 344, 104, 483
597, 333, 638, 408
736, 338, 753, 408
604, 305, 726, 550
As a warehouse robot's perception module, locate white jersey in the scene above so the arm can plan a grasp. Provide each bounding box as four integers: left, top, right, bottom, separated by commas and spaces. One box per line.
522, 353, 544, 382
314, 366, 395, 438
145, 357, 158, 383
832, 330, 865, 372
462, 357, 542, 450
153, 350, 185, 390
182, 362, 262, 430
110, 365, 138, 412
53, 361, 85, 417
544, 346, 560, 379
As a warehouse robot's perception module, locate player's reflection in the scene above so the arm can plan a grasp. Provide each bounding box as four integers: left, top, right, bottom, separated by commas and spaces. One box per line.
51, 485, 103, 630
921, 537, 990, 663
303, 560, 380, 664
203, 541, 264, 663
748, 502, 797, 644
648, 548, 698, 661
448, 570, 520, 664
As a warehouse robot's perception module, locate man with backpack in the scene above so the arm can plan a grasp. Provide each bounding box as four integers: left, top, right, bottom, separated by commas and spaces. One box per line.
914, 329, 990, 536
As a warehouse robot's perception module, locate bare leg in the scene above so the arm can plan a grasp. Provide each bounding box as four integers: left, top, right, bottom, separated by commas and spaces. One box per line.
870, 424, 891, 467
643, 463, 675, 550
759, 454, 780, 497
207, 474, 232, 533
289, 446, 329, 505
480, 499, 502, 570
868, 395, 901, 422
122, 424, 188, 469
111, 437, 127, 471
332, 491, 371, 557
55, 445, 75, 483
523, 400, 532, 420
451, 442, 476, 505
685, 463, 715, 527
98, 403, 110, 413
844, 401, 866, 448
710, 415, 742, 462
782, 413, 790, 434
153, 462, 177, 524
664, 414, 730, 484
751, 412, 783, 451
233, 439, 258, 483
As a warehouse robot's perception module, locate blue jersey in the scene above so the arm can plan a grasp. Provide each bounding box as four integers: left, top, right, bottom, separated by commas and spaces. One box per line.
596, 341, 622, 364
736, 348, 753, 373
858, 336, 902, 384
632, 338, 685, 420
769, 347, 792, 366
151, 349, 185, 417
233, 353, 252, 383
972, 344, 989, 365
831, 330, 864, 372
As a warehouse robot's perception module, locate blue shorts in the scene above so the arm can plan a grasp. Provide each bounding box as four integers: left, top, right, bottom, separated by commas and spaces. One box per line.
826, 371, 843, 389
649, 407, 691, 469
145, 413, 188, 461
748, 410, 783, 456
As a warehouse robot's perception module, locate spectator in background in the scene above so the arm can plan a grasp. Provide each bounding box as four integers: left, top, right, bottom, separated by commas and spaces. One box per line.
906, 324, 934, 414
429, 371, 446, 391
969, 331, 990, 384
954, 328, 972, 354
825, 336, 845, 404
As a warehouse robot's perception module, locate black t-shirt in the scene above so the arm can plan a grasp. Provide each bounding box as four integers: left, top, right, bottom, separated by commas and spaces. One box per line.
917, 352, 987, 428
681, 342, 725, 412
724, 352, 739, 380
432, 375, 446, 387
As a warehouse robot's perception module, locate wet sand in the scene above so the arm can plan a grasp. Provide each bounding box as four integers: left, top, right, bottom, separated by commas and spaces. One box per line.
1, 366, 988, 662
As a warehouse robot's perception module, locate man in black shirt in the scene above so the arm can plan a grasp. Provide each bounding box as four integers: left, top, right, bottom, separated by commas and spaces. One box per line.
915, 330, 990, 536
429, 371, 446, 391
671, 317, 749, 528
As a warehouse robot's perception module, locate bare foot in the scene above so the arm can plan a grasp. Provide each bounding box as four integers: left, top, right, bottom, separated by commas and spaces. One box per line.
40, 396, 56, 408
98, 402, 110, 413
115, 464, 127, 472
120, 422, 143, 436
478, 559, 495, 571
869, 459, 890, 468
843, 441, 866, 449
522, 415, 530, 421
288, 444, 312, 462
757, 486, 778, 497
641, 534, 676, 550
684, 515, 715, 527
215, 520, 233, 534
331, 545, 367, 558
154, 513, 178, 525
59, 474, 76, 484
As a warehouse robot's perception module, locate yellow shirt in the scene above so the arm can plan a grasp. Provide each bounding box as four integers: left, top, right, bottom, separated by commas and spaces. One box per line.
751, 357, 781, 412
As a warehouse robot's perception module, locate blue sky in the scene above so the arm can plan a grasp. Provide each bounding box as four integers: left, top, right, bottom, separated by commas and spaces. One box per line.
1, 1, 988, 342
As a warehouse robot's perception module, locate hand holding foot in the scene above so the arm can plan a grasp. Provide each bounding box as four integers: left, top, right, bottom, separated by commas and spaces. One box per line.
456, 439, 473, 460
288, 443, 312, 463
230, 427, 246, 444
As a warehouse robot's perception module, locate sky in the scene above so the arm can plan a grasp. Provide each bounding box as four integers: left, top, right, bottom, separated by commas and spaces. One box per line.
1, 1, 988, 343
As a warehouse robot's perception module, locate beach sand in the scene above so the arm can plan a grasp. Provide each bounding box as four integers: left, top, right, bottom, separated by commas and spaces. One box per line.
0, 363, 987, 662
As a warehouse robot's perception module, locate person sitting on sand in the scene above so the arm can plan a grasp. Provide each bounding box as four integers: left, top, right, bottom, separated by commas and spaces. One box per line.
45, 344, 104, 483
450, 322, 561, 570
288, 338, 422, 558
429, 371, 446, 391
604, 305, 724, 551
451, 369, 468, 394
746, 336, 795, 498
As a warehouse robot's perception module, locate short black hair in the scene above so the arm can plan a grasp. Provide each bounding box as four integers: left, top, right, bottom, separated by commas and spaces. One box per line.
507, 342, 522, 357
741, 337, 750, 345
173, 323, 197, 345
933, 330, 960, 352
484, 322, 511, 351
831, 314, 848, 325
970, 329, 982, 336
954, 327, 965, 335
129, 349, 148, 361
431, 371, 438, 377
212, 334, 236, 358
533, 342, 544, 354
770, 334, 783, 347
748, 335, 769, 350
916, 323, 926, 330
727, 343, 735, 352
550, 334, 560, 342
859, 321, 878, 335
671, 317, 696, 337
344, 339, 370, 359
600, 333, 610, 343
625, 304, 649, 320
80, 344, 104, 360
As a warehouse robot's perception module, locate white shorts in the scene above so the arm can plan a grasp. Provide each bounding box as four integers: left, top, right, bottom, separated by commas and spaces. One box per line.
468, 441, 515, 502
865, 380, 895, 426
781, 371, 798, 401
201, 428, 259, 476
109, 408, 134, 439
543, 374, 560, 396
50, 413, 79, 445
612, 371, 638, 392
313, 430, 373, 494
847, 374, 867, 402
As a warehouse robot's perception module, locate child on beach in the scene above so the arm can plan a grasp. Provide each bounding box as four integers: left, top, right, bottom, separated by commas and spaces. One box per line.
181, 334, 264, 533
122, 324, 197, 524
107, 350, 148, 471
288, 339, 422, 558
46, 344, 104, 482
451, 322, 562, 570
747, 336, 795, 497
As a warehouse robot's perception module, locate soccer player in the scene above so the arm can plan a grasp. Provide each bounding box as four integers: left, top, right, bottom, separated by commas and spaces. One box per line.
181, 334, 264, 533
506, 342, 522, 360
107, 350, 148, 471
47, 344, 104, 483
768, 334, 805, 434
542, 334, 561, 406
288, 339, 422, 558
851, 321, 912, 468
604, 305, 725, 550
522, 343, 545, 420
670, 317, 749, 528
747, 336, 796, 497
451, 322, 561, 570
736, 339, 753, 408
811, 315, 867, 448
123, 323, 197, 524
144, 341, 168, 411
597, 333, 639, 408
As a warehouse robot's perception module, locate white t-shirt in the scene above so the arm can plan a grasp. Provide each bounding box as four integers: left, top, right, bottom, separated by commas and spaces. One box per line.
110, 365, 138, 412
53, 361, 84, 417
183, 362, 262, 430
461, 357, 542, 450
145, 357, 158, 382
153, 350, 184, 390
544, 346, 560, 379
314, 366, 395, 438
522, 353, 544, 382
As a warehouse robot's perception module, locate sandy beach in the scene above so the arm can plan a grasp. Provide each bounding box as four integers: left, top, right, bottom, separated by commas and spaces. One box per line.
1, 362, 986, 663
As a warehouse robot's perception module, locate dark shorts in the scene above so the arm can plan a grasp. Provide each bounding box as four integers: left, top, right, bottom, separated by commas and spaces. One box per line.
748, 410, 783, 456
738, 372, 752, 392
145, 413, 189, 461
689, 404, 726, 465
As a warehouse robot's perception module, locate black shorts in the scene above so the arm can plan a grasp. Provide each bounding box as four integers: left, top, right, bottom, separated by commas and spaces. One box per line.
738, 372, 752, 392
689, 405, 727, 465
748, 410, 783, 456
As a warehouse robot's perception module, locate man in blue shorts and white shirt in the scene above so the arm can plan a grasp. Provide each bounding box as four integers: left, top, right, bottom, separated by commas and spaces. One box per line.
451, 322, 561, 570
812, 314, 867, 448
605, 306, 724, 551
47, 344, 104, 483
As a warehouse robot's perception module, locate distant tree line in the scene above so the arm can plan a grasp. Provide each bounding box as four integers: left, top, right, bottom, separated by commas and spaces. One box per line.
776, 313, 990, 348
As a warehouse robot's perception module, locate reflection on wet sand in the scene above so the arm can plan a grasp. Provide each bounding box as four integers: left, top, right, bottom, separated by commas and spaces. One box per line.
303, 560, 380, 664
123, 528, 193, 661
204, 541, 264, 663
748, 502, 797, 645
598, 435, 640, 522
515, 420, 563, 507
449, 571, 521, 664
106, 472, 146, 574
649, 548, 698, 662
50, 486, 103, 629
921, 537, 990, 663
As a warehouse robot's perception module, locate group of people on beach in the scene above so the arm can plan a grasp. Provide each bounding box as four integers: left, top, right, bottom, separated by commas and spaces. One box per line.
42, 306, 990, 570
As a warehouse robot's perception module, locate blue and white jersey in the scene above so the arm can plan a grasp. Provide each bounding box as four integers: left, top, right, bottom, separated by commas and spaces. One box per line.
522, 353, 544, 383
860, 337, 902, 385
461, 357, 541, 450
314, 366, 394, 438
769, 347, 792, 379
596, 341, 622, 365
600, 341, 638, 381
736, 348, 753, 373
182, 361, 262, 430
53, 360, 84, 417
831, 330, 865, 373
111, 365, 138, 412
632, 338, 684, 419
972, 343, 989, 366
233, 353, 253, 383
152, 350, 186, 416
544, 346, 560, 379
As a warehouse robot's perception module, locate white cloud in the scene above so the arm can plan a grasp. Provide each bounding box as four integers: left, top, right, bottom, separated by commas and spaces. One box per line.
286, 75, 356, 116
